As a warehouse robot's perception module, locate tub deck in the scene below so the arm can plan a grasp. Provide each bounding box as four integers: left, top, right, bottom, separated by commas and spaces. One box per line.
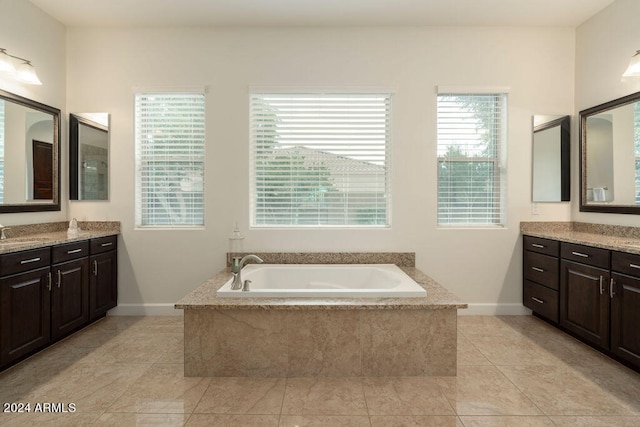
176, 255, 466, 377
176, 266, 466, 311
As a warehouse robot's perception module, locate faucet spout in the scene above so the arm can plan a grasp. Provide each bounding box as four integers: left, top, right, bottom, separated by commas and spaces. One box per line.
230, 254, 264, 290
0, 225, 10, 240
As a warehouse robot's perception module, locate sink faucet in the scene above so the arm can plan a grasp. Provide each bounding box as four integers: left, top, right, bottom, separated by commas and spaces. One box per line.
230, 254, 263, 290
0, 225, 10, 240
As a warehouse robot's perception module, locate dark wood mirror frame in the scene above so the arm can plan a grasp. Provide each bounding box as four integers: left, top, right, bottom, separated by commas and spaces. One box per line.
0, 89, 60, 213
533, 115, 570, 202
580, 90, 640, 214
69, 114, 109, 201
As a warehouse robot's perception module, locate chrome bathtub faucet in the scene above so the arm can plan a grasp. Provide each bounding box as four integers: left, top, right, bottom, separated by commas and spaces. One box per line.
0, 224, 11, 240
230, 254, 263, 290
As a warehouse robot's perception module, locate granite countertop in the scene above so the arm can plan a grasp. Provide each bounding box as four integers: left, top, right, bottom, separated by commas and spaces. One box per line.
175, 266, 467, 311
520, 221, 640, 255
0, 221, 120, 255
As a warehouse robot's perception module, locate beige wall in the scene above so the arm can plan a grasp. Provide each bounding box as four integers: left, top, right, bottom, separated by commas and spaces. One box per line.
0, 0, 67, 223
575, 0, 640, 223
64, 25, 575, 314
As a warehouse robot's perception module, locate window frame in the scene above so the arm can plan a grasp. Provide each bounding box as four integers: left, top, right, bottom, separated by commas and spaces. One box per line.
134, 91, 206, 229
436, 88, 508, 228
249, 91, 393, 229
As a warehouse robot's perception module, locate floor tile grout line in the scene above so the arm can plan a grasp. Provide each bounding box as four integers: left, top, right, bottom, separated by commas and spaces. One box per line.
279, 376, 288, 417
462, 328, 549, 418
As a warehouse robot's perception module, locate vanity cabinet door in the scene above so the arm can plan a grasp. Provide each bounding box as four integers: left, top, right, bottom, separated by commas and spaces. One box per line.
51, 258, 89, 340
0, 267, 51, 365
560, 260, 610, 349
89, 250, 117, 320
610, 273, 640, 366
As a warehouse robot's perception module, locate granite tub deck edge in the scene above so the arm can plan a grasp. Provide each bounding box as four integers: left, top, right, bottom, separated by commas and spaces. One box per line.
175, 266, 467, 311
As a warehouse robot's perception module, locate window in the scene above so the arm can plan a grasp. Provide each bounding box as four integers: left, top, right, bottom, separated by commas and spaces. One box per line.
250, 93, 391, 227
135, 92, 205, 227
437, 92, 507, 226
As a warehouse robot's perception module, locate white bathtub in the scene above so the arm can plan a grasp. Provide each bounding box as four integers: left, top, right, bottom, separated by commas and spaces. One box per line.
216, 264, 427, 298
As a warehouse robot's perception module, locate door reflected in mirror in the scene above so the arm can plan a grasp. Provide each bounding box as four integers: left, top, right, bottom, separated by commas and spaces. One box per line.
70, 113, 109, 201
532, 115, 570, 202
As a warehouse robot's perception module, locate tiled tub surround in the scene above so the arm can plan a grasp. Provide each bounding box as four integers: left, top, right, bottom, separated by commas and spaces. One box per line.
176, 253, 467, 378
0, 221, 121, 254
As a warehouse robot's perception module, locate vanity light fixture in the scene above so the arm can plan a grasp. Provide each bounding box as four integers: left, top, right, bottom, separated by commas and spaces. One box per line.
0, 49, 15, 73
0, 48, 42, 85
623, 50, 640, 78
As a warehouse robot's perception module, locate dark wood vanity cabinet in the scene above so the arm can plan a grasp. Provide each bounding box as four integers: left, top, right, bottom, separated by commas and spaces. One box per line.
524, 235, 640, 371
51, 241, 90, 340
89, 236, 117, 320
0, 235, 118, 369
559, 243, 611, 349
523, 236, 559, 322
560, 259, 610, 349
0, 248, 52, 365
610, 252, 640, 367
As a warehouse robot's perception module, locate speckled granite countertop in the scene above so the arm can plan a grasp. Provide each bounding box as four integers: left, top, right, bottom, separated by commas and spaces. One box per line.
0, 221, 120, 255
521, 221, 640, 254
175, 265, 467, 311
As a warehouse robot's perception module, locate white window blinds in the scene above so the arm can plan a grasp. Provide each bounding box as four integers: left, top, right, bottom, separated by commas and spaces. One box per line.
135, 92, 205, 227
250, 93, 391, 227
437, 93, 507, 226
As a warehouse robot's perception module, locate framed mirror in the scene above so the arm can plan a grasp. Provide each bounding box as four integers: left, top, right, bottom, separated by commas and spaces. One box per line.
532, 115, 570, 202
0, 89, 60, 213
69, 113, 109, 201
580, 91, 640, 214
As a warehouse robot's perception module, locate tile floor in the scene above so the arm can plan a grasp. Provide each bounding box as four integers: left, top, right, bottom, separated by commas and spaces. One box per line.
0, 315, 639, 426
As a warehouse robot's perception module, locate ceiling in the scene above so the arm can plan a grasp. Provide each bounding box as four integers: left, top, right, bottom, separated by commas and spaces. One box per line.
28, 0, 616, 28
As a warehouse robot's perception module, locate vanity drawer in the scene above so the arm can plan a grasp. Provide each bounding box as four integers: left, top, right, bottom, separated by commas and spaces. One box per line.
561, 242, 609, 269
90, 235, 117, 255
52, 240, 89, 264
0, 247, 51, 277
612, 251, 640, 277
523, 236, 559, 257
523, 251, 559, 290
524, 280, 559, 323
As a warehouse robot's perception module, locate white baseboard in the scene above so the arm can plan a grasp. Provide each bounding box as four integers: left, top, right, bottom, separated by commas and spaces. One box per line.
108, 304, 184, 316
459, 303, 531, 316
108, 303, 529, 317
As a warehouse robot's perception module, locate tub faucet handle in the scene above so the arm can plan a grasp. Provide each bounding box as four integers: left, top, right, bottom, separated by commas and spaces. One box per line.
242, 280, 251, 292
